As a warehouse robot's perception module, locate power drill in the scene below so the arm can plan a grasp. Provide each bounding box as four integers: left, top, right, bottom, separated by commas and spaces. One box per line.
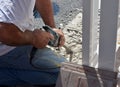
42, 25, 60, 47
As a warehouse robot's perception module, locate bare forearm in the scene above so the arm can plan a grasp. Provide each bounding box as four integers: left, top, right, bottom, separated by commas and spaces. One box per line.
35, 0, 56, 28
0, 23, 33, 46
0, 22, 53, 48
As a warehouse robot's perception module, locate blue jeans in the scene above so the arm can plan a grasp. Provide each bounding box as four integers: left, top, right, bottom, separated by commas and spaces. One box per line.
0, 46, 66, 85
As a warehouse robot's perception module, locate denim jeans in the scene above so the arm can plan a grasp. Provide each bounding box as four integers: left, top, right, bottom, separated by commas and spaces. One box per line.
0, 46, 66, 85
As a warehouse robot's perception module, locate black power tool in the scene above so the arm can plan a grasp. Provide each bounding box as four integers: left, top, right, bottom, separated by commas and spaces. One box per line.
43, 25, 60, 47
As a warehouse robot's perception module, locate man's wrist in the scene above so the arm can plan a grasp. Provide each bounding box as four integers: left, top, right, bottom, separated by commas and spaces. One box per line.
24, 30, 34, 45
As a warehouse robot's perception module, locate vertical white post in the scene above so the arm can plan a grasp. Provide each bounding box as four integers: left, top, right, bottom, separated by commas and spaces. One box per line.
98, 0, 119, 71
89, 0, 100, 67
82, 0, 100, 67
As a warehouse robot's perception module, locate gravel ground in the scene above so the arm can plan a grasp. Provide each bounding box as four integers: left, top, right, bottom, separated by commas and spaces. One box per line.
52, 0, 83, 64
51, 13, 83, 64
52, 0, 82, 27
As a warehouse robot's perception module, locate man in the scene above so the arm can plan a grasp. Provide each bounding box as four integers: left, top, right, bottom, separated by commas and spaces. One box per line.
0, 0, 66, 86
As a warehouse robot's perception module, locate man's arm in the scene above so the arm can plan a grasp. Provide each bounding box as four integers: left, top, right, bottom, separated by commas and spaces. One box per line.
35, 0, 56, 28
0, 22, 53, 48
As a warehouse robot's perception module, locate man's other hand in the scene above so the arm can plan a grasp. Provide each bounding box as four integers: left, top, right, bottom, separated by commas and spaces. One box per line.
53, 28, 65, 47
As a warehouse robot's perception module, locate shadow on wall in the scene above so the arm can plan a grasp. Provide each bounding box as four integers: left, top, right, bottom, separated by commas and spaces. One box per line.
33, 2, 60, 18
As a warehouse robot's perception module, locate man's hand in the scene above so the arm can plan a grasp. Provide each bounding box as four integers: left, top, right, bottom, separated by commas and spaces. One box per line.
31, 29, 54, 48
52, 28, 65, 47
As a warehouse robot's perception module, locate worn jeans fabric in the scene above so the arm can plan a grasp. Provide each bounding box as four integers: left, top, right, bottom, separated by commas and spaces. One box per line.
0, 46, 66, 85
